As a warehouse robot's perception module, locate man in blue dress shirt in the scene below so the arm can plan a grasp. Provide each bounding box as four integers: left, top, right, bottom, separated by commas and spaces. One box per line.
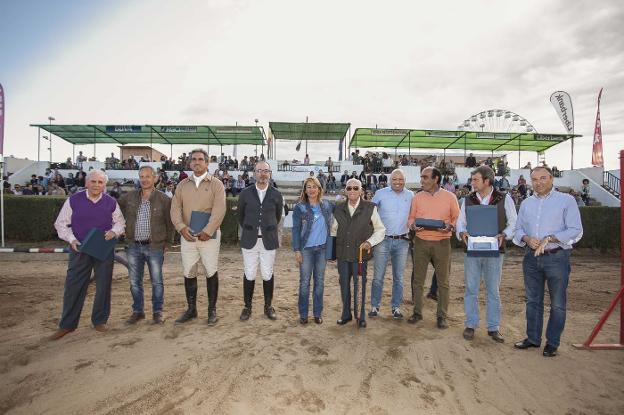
513, 166, 583, 357
369, 169, 414, 320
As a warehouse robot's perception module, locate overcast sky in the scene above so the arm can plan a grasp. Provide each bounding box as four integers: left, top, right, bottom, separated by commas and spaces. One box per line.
1, 0, 622, 169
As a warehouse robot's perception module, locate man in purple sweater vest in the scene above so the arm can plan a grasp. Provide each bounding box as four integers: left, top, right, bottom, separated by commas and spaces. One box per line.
51, 170, 126, 340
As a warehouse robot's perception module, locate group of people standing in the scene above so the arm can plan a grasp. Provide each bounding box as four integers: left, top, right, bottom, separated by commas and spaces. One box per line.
49, 151, 583, 358
291, 164, 582, 358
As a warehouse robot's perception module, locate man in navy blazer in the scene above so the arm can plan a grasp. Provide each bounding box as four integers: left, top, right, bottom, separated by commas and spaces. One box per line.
237, 161, 284, 321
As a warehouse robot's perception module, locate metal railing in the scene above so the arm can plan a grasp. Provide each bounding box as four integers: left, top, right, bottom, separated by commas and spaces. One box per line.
603, 171, 620, 198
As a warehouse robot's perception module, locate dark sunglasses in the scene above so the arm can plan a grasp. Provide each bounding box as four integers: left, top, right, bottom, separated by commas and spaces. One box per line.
346, 186, 360, 191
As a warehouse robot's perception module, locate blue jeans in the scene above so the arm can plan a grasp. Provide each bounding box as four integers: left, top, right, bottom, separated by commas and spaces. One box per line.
522, 249, 571, 347
371, 237, 409, 310
464, 254, 504, 330
298, 245, 327, 319
127, 244, 165, 314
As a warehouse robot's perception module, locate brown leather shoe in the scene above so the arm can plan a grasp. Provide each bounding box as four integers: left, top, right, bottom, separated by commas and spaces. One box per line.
94, 324, 107, 332
49, 328, 75, 341
488, 330, 505, 343
152, 313, 164, 325
125, 312, 145, 325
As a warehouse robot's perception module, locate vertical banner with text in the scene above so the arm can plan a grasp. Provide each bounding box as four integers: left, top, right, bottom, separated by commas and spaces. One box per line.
592, 88, 604, 167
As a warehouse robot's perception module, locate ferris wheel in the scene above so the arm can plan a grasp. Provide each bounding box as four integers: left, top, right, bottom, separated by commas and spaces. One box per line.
457, 109, 537, 133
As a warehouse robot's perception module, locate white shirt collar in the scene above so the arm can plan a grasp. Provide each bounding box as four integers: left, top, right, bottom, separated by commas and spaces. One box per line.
192, 171, 208, 187
476, 187, 494, 203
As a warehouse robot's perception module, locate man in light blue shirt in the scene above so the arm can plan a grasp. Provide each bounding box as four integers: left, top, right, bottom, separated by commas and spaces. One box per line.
369, 169, 414, 319
513, 166, 583, 357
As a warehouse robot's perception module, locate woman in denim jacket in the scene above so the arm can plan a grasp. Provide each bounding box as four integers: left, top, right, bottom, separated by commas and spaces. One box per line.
292, 177, 335, 324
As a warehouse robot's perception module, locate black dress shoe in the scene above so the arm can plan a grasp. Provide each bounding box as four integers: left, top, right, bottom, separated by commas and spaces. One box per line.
436, 317, 448, 329
314, 317, 323, 324
337, 317, 352, 325
207, 309, 218, 326
264, 305, 277, 321
300, 317, 308, 325
358, 320, 367, 328
463, 327, 475, 340
240, 307, 252, 321
407, 313, 423, 324
152, 312, 164, 325
488, 330, 505, 343
543, 344, 558, 357
514, 338, 540, 349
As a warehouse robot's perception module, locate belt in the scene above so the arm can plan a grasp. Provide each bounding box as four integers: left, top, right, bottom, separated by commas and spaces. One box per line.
386, 234, 408, 240
530, 247, 563, 255
135, 240, 151, 245
257, 235, 263, 238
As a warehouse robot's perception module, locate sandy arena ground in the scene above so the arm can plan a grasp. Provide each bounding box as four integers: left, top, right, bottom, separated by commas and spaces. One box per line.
1, 245, 623, 415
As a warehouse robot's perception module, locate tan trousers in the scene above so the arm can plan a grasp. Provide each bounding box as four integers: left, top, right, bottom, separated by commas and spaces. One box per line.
180, 231, 221, 277
412, 236, 451, 318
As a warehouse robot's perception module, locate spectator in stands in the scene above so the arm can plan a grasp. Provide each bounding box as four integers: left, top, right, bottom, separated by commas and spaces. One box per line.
518, 182, 528, 200
358, 170, 367, 186
443, 176, 455, 193
378, 171, 388, 189
304, 154, 310, 165
382, 154, 393, 173
76, 150, 87, 167
327, 172, 337, 193
569, 189, 585, 207
496, 159, 506, 176
22, 184, 35, 195
581, 179, 590, 205
340, 170, 349, 188
47, 182, 66, 196
179, 170, 188, 182
30, 174, 39, 186
75, 170, 86, 188
12, 184, 23, 195
523, 161, 532, 170
108, 182, 123, 199
552, 166, 560, 177
498, 175, 511, 192
325, 157, 334, 172
350, 171, 358, 180
234, 175, 246, 196
465, 153, 477, 168
240, 156, 249, 171
317, 171, 327, 191
164, 181, 175, 198
106, 152, 120, 169
365, 171, 378, 192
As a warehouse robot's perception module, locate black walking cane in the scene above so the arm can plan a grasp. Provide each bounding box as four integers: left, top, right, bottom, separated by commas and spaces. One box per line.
354, 246, 370, 328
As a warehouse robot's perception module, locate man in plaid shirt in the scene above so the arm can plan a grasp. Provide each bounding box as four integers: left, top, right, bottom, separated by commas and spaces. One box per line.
119, 166, 174, 325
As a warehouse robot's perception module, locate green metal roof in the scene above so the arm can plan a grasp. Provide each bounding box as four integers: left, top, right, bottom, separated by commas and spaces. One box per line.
350, 128, 581, 152
29, 124, 266, 146
269, 122, 350, 141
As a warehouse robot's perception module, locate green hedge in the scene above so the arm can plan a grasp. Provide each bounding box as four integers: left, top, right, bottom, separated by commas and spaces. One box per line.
3, 195, 67, 241
576, 206, 620, 252
1, 196, 620, 252
2, 195, 242, 244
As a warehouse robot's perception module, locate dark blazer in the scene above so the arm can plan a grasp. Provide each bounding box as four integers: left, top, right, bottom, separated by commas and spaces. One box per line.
237, 185, 284, 250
